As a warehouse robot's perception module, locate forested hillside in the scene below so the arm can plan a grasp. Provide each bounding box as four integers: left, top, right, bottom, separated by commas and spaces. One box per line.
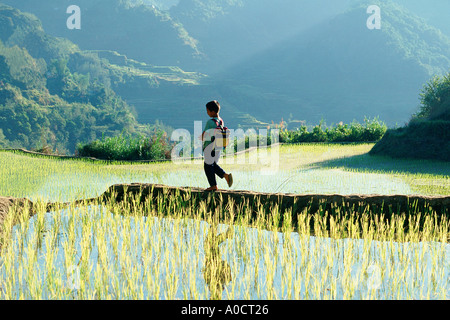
392, 0, 450, 38
0, 5, 146, 153
0, 0, 201, 68
0, 3, 260, 153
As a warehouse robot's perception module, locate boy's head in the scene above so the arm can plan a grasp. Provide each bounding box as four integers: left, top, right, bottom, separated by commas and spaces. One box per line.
206, 100, 220, 116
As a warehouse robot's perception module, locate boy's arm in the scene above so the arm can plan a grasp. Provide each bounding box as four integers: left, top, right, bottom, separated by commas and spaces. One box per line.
200, 119, 214, 141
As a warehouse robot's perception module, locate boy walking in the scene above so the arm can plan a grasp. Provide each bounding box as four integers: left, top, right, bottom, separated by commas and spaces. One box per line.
201, 100, 233, 191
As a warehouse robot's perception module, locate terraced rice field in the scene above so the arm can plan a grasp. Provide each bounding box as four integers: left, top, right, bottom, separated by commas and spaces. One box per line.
0, 144, 448, 299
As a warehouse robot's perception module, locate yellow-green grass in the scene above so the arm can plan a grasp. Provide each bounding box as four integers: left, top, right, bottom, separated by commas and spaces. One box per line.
0, 194, 448, 300
0, 144, 448, 203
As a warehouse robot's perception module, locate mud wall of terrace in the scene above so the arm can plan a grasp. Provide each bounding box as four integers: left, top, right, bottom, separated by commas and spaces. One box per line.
1, 184, 449, 244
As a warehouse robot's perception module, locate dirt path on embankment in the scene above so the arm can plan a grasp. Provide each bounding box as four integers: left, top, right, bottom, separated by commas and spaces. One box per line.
103, 183, 450, 214
0, 197, 34, 233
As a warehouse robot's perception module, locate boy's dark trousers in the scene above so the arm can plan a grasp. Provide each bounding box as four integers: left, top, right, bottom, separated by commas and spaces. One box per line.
204, 150, 225, 187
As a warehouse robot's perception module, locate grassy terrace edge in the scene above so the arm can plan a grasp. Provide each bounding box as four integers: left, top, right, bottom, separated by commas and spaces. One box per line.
0, 143, 284, 164
0, 141, 379, 165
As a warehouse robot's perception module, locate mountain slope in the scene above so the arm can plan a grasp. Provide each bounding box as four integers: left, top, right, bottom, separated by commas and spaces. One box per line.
171, 0, 353, 73
130, 0, 179, 11
0, 0, 202, 69
2, 0, 450, 134
0, 4, 145, 153
0, 3, 264, 149
214, 1, 450, 126
392, 0, 450, 38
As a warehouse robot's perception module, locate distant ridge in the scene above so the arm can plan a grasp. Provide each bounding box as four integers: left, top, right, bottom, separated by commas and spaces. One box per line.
216, 2, 450, 126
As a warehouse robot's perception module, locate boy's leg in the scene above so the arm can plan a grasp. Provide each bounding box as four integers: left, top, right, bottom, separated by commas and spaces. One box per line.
215, 162, 232, 187
213, 150, 226, 179
204, 161, 217, 187
213, 149, 232, 187
213, 162, 226, 179
204, 149, 232, 189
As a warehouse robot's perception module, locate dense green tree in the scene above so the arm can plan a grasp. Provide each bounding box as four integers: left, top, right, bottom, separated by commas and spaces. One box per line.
416, 72, 450, 121
370, 74, 450, 161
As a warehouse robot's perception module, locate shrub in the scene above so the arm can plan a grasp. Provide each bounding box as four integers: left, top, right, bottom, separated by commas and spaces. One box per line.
279, 118, 387, 143
415, 72, 450, 121
76, 130, 173, 161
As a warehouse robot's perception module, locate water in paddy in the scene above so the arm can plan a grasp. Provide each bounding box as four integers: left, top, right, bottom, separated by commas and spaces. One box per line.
34, 168, 414, 203
1, 206, 448, 300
